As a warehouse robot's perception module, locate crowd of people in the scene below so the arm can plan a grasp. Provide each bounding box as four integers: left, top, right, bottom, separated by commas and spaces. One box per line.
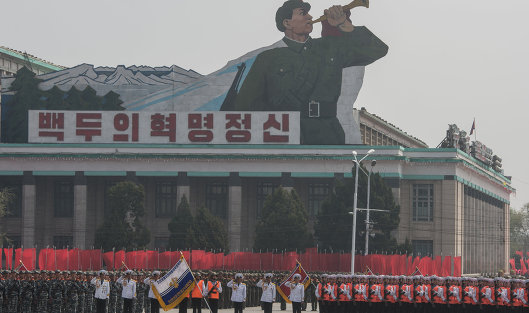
1, 269, 529, 313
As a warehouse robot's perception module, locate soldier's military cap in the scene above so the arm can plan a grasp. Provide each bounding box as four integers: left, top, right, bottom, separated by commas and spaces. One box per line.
153, 270, 161, 275
276, 0, 311, 32
235, 273, 244, 279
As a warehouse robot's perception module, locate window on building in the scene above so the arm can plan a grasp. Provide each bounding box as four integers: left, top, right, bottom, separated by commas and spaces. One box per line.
0, 183, 22, 217
3, 235, 21, 248
53, 236, 73, 249
308, 183, 330, 216
54, 181, 74, 217
206, 183, 228, 218
155, 182, 177, 217
256, 182, 277, 218
412, 184, 434, 222
154, 237, 169, 250
412, 240, 433, 257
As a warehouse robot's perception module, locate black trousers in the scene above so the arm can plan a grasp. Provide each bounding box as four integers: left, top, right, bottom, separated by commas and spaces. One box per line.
262, 301, 273, 313
180, 297, 189, 313
293, 301, 302, 313
209, 298, 219, 313
123, 298, 133, 313
192, 298, 202, 313
234, 301, 244, 313
151, 297, 161, 313
96, 298, 107, 313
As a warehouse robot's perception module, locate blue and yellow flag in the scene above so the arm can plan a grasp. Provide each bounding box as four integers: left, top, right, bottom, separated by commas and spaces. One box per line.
152, 255, 196, 311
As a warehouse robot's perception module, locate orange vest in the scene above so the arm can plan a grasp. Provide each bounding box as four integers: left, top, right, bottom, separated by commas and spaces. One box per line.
463, 286, 478, 305
206, 281, 220, 299
337, 283, 349, 301
322, 283, 332, 301
512, 288, 529, 307
432, 285, 447, 304
369, 284, 383, 303
400, 284, 414, 303
480, 286, 494, 305
317, 283, 323, 300
385, 285, 398, 303
448, 285, 462, 304
496, 287, 510, 306
354, 283, 368, 302
191, 280, 204, 298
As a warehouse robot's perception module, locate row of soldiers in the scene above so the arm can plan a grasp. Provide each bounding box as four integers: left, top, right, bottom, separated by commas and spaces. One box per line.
313, 274, 529, 313
0, 269, 279, 313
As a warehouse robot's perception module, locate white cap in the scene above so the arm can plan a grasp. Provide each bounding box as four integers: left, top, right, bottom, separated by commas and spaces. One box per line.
265, 273, 273, 278
293, 274, 302, 280
235, 273, 244, 279
98, 270, 108, 275
153, 271, 161, 275
125, 270, 133, 275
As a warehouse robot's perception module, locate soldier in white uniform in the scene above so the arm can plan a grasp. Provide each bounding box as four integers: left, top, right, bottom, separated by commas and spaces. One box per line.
91, 270, 111, 313
144, 270, 161, 313
227, 273, 247, 313
117, 270, 137, 313
257, 273, 276, 313
285, 274, 305, 313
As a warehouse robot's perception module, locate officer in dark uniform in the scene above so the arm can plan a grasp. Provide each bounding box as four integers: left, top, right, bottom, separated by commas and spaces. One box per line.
231, 0, 388, 145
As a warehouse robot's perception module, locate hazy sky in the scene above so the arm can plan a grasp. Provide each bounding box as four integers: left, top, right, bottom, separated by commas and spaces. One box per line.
3, 0, 529, 208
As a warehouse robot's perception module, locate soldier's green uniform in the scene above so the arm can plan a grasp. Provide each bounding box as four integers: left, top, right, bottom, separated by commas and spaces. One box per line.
78, 280, 88, 313
6, 278, 20, 313
232, 1, 387, 145
20, 278, 35, 313
109, 280, 118, 313
37, 279, 51, 313
66, 280, 80, 313
50, 279, 65, 313
135, 280, 145, 313
0, 279, 6, 313
114, 280, 124, 313
85, 279, 95, 313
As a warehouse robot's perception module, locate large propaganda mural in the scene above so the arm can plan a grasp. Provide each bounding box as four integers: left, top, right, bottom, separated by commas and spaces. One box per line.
0, 0, 387, 145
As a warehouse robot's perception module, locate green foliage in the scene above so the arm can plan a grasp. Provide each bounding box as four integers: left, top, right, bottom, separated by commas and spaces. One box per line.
0, 187, 15, 248
315, 169, 400, 253
3, 67, 124, 143
510, 204, 529, 256
254, 187, 314, 251
168, 196, 196, 250
192, 207, 228, 251
95, 181, 150, 251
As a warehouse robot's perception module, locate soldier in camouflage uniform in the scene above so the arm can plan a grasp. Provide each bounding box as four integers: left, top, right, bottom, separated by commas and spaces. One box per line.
66, 272, 81, 313
114, 273, 124, 313
6, 271, 20, 313
50, 271, 66, 313
135, 272, 146, 313
230, 0, 388, 145
36, 271, 52, 313
108, 273, 119, 313
77, 273, 90, 313
20, 271, 36, 313
85, 273, 96, 313
0, 271, 7, 313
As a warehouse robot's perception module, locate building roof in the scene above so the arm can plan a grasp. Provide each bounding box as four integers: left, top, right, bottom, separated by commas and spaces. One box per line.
356, 107, 428, 148
0, 46, 65, 72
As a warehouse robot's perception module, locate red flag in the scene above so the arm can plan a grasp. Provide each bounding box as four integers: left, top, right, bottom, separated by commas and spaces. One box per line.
159, 251, 173, 269
146, 250, 158, 270
441, 256, 451, 277
55, 249, 68, 271
469, 119, 475, 135
522, 258, 528, 275
399, 255, 407, 275
4, 248, 13, 269
15, 248, 36, 271
90, 250, 102, 270
79, 250, 92, 270
418, 256, 432, 275
432, 256, 442, 276
103, 251, 114, 270
277, 262, 311, 303
113, 250, 125, 270
68, 248, 80, 270
453, 256, 462, 277
409, 256, 420, 275
38, 248, 54, 270
125, 251, 137, 269
0, 248, 2, 268
509, 259, 516, 271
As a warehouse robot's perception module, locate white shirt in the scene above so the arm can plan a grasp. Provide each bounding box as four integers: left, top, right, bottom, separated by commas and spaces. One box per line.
227, 280, 246, 302
91, 277, 110, 300
144, 277, 157, 299
285, 281, 304, 303
257, 280, 276, 303
117, 277, 137, 299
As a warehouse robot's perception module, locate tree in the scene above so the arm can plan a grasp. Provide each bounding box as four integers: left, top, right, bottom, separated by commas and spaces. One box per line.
192, 207, 228, 251
95, 181, 150, 251
168, 196, 196, 250
314, 169, 400, 253
254, 187, 314, 251
0, 187, 15, 248
510, 204, 529, 256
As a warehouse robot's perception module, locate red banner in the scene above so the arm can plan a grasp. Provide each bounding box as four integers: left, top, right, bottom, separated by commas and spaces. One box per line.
39, 249, 56, 270
103, 251, 114, 269
115, 250, 125, 269
68, 248, 80, 270
441, 256, 452, 277
4, 248, 13, 269
453, 256, 462, 277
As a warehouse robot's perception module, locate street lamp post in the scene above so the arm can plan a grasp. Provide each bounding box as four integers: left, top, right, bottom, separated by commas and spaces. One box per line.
350, 149, 374, 274
365, 160, 376, 256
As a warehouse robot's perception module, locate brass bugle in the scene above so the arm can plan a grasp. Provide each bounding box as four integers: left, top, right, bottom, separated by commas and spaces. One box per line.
311, 0, 369, 24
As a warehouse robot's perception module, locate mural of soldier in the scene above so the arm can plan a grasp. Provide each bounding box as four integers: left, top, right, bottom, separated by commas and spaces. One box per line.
230, 0, 388, 145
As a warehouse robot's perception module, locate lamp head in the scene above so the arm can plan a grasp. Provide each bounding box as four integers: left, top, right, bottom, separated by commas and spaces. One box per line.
352, 151, 357, 156
371, 160, 377, 167
367, 149, 375, 154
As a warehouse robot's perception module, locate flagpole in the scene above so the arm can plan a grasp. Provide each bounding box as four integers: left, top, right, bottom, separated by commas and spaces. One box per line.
180, 252, 213, 313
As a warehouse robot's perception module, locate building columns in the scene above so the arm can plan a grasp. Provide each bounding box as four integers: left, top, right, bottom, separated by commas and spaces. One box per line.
281, 172, 294, 191
73, 172, 88, 249
22, 171, 36, 248
228, 172, 242, 252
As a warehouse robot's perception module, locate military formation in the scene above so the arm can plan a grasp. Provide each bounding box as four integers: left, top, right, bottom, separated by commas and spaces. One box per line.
2, 269, 528, 313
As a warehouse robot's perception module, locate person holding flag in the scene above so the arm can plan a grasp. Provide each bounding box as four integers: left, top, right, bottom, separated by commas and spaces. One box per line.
227, 273, 247, 313
286, 274, 305, 313
144, 270, 161, 313
257, 273, 276, 313
204, 272, 223, 313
